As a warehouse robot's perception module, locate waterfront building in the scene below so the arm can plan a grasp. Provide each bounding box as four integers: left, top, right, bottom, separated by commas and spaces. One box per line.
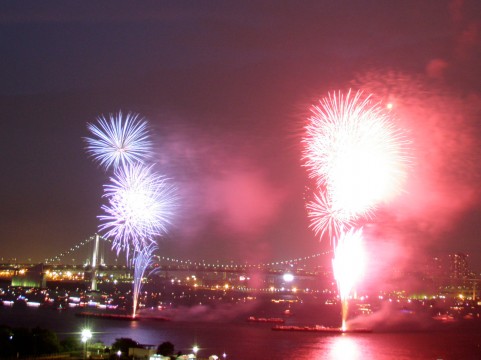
11, 264, 46, 288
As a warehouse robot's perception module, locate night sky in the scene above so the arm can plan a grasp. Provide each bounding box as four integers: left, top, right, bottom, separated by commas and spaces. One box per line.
1, 1, 481, 275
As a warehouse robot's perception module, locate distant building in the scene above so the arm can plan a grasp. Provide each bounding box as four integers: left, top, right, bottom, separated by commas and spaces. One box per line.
129, 345, 156, 360
449, 253, 471, 282
11, 264, 46, 288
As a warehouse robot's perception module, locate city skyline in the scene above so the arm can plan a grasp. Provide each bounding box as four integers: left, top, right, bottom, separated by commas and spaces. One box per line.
1, 0, 481, 282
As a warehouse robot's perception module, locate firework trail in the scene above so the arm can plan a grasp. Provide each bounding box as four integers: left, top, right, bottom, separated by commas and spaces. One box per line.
332, 228, 365, 331
303, 90, 410, 232
132, 243, 158, 318
98, 163, 177, 258
85, 111, 152, 170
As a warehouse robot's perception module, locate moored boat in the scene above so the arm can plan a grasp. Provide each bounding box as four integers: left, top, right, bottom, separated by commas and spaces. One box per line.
247, 316, 285, 323
272, 325, 372, 333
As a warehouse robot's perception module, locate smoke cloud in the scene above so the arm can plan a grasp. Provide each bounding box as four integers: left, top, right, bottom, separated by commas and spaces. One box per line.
152, 119, 290, 258
347, 302, 436, 332
140, 301, 259, 322
352, 71, 481, 284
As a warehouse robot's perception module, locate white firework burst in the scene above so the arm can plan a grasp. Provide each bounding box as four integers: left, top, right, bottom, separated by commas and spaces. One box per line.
98, 164, 176, 257
85, 111, 152, 170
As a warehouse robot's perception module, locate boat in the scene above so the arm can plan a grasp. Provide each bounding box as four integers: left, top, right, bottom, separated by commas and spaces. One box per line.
76, 311, 139, 321
272, 325, 372, 333
432, 313, 455, 322
283, 308, 293, 316
76, 311, 171, 321
247, 316, 285, 323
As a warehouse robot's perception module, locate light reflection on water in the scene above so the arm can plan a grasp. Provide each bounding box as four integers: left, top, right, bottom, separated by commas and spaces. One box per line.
284, 332, 481, 360
327, 334, 362, 360
1, 307, 481, 359
283, 334, 370, 360
323, 334, 410, 360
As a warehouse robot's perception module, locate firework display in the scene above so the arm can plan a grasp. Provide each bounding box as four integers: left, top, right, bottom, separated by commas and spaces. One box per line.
99, 164, 176, 257
85, 111, 152, 170
303, 90, 409, 235
302, 89, 410, 330
85, 111, 176, 317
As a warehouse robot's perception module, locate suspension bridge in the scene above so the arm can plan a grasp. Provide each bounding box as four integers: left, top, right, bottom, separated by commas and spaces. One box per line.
1, 234, 330, 291
43, 234, 331, 270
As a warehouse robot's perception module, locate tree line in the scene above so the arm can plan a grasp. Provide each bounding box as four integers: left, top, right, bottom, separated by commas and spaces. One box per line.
0, 325, 178, 359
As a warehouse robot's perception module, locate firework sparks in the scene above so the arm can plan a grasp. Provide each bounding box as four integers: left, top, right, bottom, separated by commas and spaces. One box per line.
98, 163, 177, 257
85, 111, 152, 170
303, 90, 410, 222
132, 243, 158, 318
332, 228, 365, 331
306, 190, 356, 241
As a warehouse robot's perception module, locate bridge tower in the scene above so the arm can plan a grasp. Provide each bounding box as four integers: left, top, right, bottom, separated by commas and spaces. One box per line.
91, 234, 100, 291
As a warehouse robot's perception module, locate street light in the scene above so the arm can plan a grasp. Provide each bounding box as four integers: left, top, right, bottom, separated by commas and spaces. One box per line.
81, 329, 92, 360
193, 345, 199, 358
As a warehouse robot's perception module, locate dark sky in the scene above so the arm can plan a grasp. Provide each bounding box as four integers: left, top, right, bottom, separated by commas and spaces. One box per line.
1, 1, 481, 275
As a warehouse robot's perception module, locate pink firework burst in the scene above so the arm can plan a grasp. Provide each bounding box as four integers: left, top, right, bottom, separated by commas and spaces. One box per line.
303, 90, 410, 224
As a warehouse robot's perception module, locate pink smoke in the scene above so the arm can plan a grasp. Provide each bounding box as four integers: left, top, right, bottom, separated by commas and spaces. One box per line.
202, 169, 286, 235
353, 72, 481, 236
154, 122, 289, 245
349, 71, 481, 291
